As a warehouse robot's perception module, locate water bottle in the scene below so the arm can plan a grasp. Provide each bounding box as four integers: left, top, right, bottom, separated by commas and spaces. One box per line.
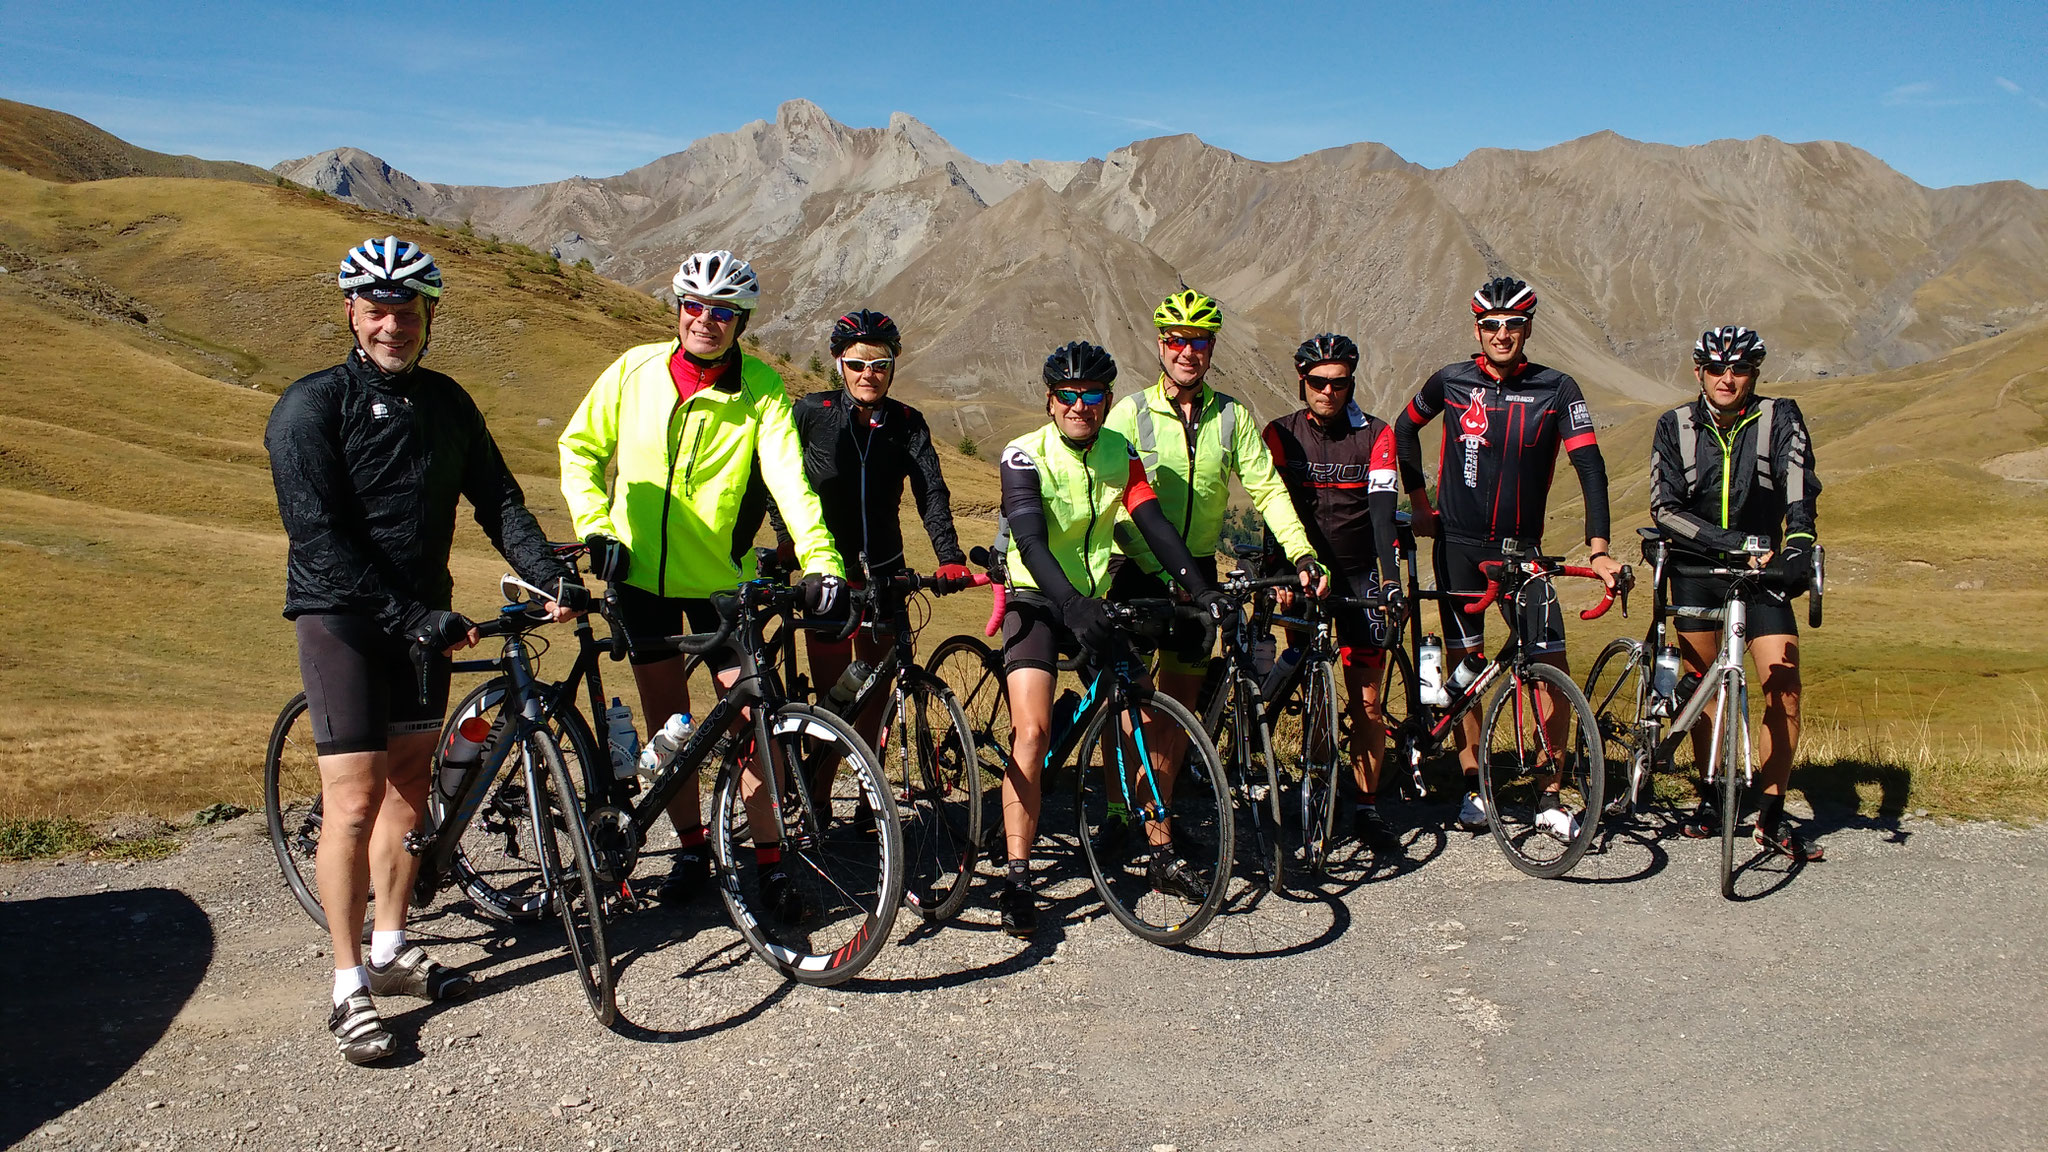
1049, 689, 1083, 747
1448, 654, 1485, 695
1418, 635, 1448, 707
636, 712, 693, 780
825, 660, 875, 717
604, 697, 639, 781
1652, 646, 1682, 702
1675, 672, 1703, 710
439, 715, 492, 798
1262, 647, 1304, 701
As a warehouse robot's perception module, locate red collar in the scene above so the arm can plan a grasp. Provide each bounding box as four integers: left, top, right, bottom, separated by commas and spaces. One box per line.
668, 345, 732, 402
1472, 354, 1528, 383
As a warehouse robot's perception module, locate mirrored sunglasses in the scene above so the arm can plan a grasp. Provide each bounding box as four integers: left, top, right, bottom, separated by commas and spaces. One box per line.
681, 299, 741, 323
1477, 315, 1531, 332
839, 357, 894, 374
1051, 387, 1110, 407
1702, 363, 1758, 378
1161, 335, 1215, 350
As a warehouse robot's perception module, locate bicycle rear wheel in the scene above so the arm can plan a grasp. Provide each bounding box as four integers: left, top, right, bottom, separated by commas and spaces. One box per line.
263, 693, 372, 934
926, 634, 1011, 853
891, 674, 984, 921
521, 724, 615, 1024
1213, 672, 1285, 896
1282, 656, 1345, 878
1477, 663, 1604, 878
435, 677, 608, 923
712, 702, 903, 985
1075, 686, 1232, 945
1583, 638, 1650, 821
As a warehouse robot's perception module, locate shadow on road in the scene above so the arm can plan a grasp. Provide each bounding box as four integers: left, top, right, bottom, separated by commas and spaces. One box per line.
0, 888, 212, 1145
1793, 759, 1912, 844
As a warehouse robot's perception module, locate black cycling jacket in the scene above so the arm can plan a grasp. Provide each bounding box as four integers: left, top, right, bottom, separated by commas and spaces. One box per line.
766, 391, 964, 578
1650, 393, 1820, 557
1395, 356, 1611, 548
1262, 404, 1401, 585
265, 350, 572, 635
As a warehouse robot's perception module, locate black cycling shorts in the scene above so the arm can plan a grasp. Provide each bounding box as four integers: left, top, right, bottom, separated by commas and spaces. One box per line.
613, 583, 739, 672
1434, 540, 1566, 655
1001, 591, 1076, 676
1328, 567, 1394, 669
1105, 555, 1218, 672
1668, 574, 1798, 640
295, 614, 451, 756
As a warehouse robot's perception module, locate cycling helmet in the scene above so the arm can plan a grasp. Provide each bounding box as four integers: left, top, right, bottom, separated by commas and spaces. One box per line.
1043, 341, 1118, 386
1693, 325, 1768, 369
338, 236, 442, 303
1153, 288, 1224, 332
1294, 333, 1360, 374
671, 250, 760, 310
1471, 276, 1537, 316
830, 309, 901, 356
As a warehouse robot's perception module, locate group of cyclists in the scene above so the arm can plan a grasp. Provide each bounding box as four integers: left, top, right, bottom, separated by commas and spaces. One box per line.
267, 236, 1824, 1064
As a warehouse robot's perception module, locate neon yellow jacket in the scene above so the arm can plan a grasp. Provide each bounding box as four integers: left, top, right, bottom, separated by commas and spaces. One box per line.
559, 342, 841, 598
1001, 422, 1142, 598
1105, 378, 1316, 574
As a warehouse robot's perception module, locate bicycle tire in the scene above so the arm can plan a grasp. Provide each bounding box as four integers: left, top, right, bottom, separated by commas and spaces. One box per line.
1583, 638, 1649, 820
1074, 685, 1232, 945
1476, 663, 1605, 878
1375, 645, 1421, 799
892, 673, 984, 921
711, 702, 904, 985
926, 633, 1011, 852
1719, 686, 1744, 900
1288, 655, 1346, 877
520, 720, 616, 1024
263, 693, 364, 933
433, 677, 606, 922
1213, 671, 1286, 896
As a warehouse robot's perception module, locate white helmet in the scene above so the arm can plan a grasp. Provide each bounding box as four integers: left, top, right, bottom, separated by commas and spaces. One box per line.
671, 250, 760, 310
339, 236, 443, 302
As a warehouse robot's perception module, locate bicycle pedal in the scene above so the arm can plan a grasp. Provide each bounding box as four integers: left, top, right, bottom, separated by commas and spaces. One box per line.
402, 830, 429, 856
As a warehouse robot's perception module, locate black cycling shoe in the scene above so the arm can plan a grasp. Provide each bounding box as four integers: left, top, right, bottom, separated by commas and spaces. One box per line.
1680, 803, 1720, 840
366, 945, 471, 1001
760, 867, 804, 923
654, 850, 710, 904
1755, 821, 1825, 862
1147, 853, 1211, 904
1353, 807, 1405, 857
997, 884, 1037, 937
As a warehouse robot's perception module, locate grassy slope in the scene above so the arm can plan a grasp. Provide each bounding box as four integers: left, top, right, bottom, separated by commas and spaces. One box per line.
0, 163, 2036, 821
0, 98, 273, 185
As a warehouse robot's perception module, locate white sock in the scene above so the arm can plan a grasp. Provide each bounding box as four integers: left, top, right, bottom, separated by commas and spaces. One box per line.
333, 965, 369, 1005
370, 929, 405, 967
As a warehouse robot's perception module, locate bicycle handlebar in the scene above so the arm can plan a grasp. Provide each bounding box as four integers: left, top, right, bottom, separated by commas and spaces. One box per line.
1464, 559, 1620, 620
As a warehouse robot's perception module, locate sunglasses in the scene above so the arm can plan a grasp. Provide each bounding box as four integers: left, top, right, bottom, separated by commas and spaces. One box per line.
839, 357, 894, 374
1476, 315, 1531, 332
1303, 374, 1355, 392
1160, 335, 1215, 351
1051, 387, 1110, 407
1702, 364, 1758, 378
681, 299, 741, 323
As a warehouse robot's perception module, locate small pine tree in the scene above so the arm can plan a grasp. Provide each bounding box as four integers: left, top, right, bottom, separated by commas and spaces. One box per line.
806, 354, 825, 376
958, 436, 979, 458
575, 257, 594, 272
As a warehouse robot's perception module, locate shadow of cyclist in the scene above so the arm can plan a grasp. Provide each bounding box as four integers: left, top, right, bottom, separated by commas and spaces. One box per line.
0, 888, 211, 1146
1790, 758, 1911, 844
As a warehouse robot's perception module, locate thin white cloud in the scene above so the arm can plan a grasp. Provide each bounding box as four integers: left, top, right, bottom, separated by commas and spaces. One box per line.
1882, 81, 1974, 108
1006, 93, 1176, 135
1993, 76, 2048, 111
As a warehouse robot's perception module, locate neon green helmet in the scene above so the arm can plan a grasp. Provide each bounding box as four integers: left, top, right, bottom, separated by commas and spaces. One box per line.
1153, 288, 1223, 332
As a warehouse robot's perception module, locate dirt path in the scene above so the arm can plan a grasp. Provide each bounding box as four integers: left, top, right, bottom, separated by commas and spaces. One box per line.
4, 805, 2043, 1151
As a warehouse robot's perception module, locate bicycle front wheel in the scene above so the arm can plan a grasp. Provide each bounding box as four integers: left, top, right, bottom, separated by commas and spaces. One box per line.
1213, 673, 1285, 896
1280, 655, 1346, 878
926, 633, 1011, 854
521, 724, 615, 1024
1719, 685, 1745, 900
1477, 663, 1604, 878
1075, 686, 1232, 946
1584, 638, 1649, 820
892, 674, 984, 921
712, 702, 904, 985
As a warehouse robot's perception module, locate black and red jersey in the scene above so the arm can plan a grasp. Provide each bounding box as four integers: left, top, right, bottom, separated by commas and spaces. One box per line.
1262, 403, 1400, 583
1394, 355, 1611, 548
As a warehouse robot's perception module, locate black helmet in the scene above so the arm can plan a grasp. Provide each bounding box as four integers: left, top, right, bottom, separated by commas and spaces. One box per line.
1043, 341, 1118, 387
1471, 276, 1536, 316
830, 309, 901, 357
1693, 325, 1767, 369
1294, 333, 1359, 374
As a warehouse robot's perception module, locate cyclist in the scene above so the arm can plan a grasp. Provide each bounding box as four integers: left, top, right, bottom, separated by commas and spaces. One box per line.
997, 341, 1230, 937
1395, 276, 1623, 837
1652, 326, 1825, 861
558, 250, 845, 916
1264, 334, 1408, 855
765, 309, 973, 749
1104, 289, 1326, 792
266, 237, 585, 1064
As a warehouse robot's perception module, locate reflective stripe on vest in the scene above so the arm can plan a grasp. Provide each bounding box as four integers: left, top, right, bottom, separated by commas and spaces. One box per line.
1131, 393, 1237, 479
1672, 397, 1774, 494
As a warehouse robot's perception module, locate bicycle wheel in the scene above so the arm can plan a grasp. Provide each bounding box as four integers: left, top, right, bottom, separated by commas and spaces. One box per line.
712, 702, 903, 985
520, 722, 615, 1024
1376, 646, 1424, 799
1074, 685, 1232, 945
263, 693, 361, 933
926, 634, 1011, 851
1213, 672, 1285, 896
891, 673, 984, 921
1583, 638, 1649, 820
435, 677, 607, 923
1281, 656, 1345, 877
1476, 662, 1604, 878
1718, 681, 1745, 900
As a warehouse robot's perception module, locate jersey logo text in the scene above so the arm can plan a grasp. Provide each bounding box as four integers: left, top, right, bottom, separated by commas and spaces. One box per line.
1457, 394, 1489, 488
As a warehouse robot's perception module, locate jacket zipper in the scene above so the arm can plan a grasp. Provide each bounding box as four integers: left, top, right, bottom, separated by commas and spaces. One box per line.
1705, 408, 1761, 529
1076, 436, 1101, 596
656, 394, 685, 595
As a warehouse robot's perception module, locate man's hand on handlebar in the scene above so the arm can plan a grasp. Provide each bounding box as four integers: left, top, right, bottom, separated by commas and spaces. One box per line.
1296, 555, 1330, 600
933, 561, 975, 594
408, 609, 480, 656
1587, 542, 1625, 590
803, 572, 848, 618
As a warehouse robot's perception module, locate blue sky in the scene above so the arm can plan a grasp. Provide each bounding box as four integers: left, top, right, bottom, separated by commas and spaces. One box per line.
3, 1, 2043, 189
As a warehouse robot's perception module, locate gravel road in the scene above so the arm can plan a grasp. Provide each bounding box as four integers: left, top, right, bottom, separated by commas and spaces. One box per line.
4, 804, 2042, 1152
